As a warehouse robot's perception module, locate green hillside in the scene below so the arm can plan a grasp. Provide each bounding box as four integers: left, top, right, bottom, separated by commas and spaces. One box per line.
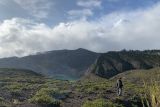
90, 50, 160, 78
0, 67, 160, 107
72, 68, 160, 107
0, 68, 70, 107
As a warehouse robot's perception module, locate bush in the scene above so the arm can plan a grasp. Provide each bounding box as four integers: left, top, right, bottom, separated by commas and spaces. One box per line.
29, 88, 60, 106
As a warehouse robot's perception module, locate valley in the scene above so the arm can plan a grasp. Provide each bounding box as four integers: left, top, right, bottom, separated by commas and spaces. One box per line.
1, 0, 160, 106
0, 49, 160, 107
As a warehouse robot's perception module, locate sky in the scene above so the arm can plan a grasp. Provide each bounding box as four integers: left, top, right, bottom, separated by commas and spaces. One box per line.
0, 0, 160, 58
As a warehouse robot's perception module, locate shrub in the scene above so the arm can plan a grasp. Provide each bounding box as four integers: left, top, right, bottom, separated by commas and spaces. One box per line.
29, 88, 60, 106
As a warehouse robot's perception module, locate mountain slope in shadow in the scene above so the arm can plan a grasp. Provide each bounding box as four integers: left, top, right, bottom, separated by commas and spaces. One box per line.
0, 48, 100, 80
89, 50, 160, 78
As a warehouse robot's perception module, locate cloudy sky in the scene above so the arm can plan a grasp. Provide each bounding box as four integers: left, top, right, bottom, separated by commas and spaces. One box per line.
0, 0, 160, 58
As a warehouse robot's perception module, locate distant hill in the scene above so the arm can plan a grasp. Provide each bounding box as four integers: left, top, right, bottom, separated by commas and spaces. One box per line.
0, 48, 99, 80
90, 50, 160, 78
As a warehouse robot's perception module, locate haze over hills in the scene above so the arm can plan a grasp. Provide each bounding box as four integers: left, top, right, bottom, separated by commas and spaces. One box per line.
0, 48, 100, 80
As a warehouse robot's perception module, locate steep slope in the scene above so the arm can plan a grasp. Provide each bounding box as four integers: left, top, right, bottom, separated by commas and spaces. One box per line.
0, 48, 99, 80
73, 68, 160, 107
90, 50, 160, 78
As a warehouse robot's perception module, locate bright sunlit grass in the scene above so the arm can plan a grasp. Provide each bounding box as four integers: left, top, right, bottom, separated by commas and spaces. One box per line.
142, 81, 160, 107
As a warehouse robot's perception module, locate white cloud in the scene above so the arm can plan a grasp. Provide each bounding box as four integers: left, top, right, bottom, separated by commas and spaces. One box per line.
13, 0, 53, 19
77, 0, 102, 8
0, 0, 7, 5
67, 0, 101, 20
68, 9, 93, 20
0, 2, 160, 58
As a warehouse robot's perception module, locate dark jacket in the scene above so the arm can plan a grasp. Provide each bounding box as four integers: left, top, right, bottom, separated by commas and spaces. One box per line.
117, 79, 123, 88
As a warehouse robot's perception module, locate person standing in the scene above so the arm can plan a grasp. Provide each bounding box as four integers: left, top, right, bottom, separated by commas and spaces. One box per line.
117, 77, 123, 96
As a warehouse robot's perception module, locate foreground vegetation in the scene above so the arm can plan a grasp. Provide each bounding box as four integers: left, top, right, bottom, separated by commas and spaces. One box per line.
0, 68, 160, 107
142, 81, 160, 107
0, 68, 70, 107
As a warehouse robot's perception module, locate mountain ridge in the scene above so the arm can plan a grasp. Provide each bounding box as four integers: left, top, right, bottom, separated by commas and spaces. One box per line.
89, 50, 160, 78
0, 48, 100, 80
1, 49, 160, 80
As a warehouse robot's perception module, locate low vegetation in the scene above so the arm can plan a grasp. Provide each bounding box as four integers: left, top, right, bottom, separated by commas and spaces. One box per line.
0, 68, 160, 107
142, 81, 160, 107
82, 99, 123, 107
0, 68, 70, 107
29, 88, 58, 104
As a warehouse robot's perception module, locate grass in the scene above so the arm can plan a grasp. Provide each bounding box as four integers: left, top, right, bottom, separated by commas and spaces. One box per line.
82, 99, 124, 107
29, 88, 59, 105
0, 97, 10, 107
75, 82, 112, 94
1, 67, 160, 107
75, 77, 113, 94
0, 68, 71, 106
26, 76, 70, 106
142, 81, 160, 107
